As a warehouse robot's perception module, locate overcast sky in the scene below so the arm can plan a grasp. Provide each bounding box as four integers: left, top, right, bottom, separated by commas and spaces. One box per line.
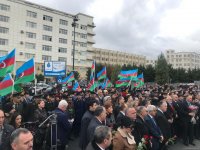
27, 0, 200, 59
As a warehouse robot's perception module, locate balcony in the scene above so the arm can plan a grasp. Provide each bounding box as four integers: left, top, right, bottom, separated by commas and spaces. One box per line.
87, 29, 96, 36
87, 22, 96, 28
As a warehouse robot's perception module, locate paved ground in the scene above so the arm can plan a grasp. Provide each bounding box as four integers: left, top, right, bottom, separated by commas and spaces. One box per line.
67, 137, 200, 150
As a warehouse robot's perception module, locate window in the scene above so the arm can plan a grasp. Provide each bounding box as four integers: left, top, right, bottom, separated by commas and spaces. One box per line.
26, 32, 36, 38
79, 42, 87, 47
27, 10, 37, 18
0, 38, 8, 45
80, 25, 87, 30
42, 45, 52, 51
0, 50, 8, 56
59, 28, 67, 35
59, 38, 67, 44
43, 15, 53, 22
58, 47, 67, 53
60, 19, 68, 26
42, 35, 52, 41
25, 53, 35, 59
0, 15, 9, 22
42, 55, 51, 61
0, 3, 10, 11
58, 57, 66, 62
26, 21, 37, 28
80, 33, 87, 39
25, 42, 36, 49
43, 25, 52, 32
0, 27, 9, 34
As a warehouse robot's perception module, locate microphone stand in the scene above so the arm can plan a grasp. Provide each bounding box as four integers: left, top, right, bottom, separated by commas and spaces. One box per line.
39, 114, 57, 150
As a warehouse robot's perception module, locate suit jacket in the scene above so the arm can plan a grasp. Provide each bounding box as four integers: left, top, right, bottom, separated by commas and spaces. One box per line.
132, 115, 150, 145
155, 110, 171, 141
178, 99, 192, 123
165, 102, 176, 120
86, 140, 107, 150
54, 108, 71, 145
115, 111, 125, 129
87, 117, 103, 143
0, 124, 15, 150
79, 110, 94, 150
145, 115, 162, 139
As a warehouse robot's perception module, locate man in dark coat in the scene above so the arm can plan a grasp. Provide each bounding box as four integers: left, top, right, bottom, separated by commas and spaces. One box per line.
178, 95, 195, 146
79, 99, 97, 150
0, 109, 15, 150
87, 106, 107, 144
155, 101, 171, 150
145, 105, 163, 150
72, 93, 86, 137
132, 106, 149, 145
86, 126, 112, 150
54, 100, 71, 150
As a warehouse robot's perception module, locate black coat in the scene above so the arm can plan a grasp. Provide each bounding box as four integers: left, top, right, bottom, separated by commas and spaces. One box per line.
132, 115, 150, 145
79, 110, 94, 150
87, 117, 103, 143
145, 115, 162, 150
178, 99, 192, 123
0, 124, 15, 150
155, 110, 171, 141
54, 108, 71, 145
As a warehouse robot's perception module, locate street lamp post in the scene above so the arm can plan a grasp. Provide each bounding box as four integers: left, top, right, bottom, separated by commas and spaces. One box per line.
72, 16, 78, 71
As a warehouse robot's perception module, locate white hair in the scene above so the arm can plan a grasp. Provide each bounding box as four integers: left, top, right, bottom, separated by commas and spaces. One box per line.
147, 105, 156, 113
58, 100, 68, 108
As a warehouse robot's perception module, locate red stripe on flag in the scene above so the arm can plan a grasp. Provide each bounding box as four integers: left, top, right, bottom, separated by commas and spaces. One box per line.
0, 80, 13, 90
23, 67, 34, 76
0, 57, 15, 68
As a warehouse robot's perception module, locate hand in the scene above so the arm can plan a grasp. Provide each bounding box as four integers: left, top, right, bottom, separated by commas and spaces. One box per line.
10, 109, 16, 114
160, 136, 164, 142
189, 112, 195, 117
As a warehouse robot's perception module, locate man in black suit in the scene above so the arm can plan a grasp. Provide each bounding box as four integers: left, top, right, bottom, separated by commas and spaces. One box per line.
178, 95, 195, 146
133, 106, 149, 145
79, 99, 98, 150
155, 101, 171, 150
87, 106, 107, 144
145, 105, 163, 150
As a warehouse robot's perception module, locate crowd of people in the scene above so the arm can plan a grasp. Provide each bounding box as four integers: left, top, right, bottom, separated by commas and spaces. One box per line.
0, 83, 200, 150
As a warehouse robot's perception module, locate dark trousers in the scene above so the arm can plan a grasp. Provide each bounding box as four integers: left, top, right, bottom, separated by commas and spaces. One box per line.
182, 121, 194, 144
57, 145, 66, 150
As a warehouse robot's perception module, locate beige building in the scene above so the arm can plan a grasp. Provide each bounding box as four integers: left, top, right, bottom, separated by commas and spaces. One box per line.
93, 48, 146, 66
0, 0, 95, 77
146, 59, 156, 67
165, 50, 200, 70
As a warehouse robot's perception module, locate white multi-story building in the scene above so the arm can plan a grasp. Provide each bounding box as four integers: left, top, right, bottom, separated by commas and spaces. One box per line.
0, 0, 95, 77
93, 48, 146, 66
165, 50, 200, 70
146, 59, 156, 67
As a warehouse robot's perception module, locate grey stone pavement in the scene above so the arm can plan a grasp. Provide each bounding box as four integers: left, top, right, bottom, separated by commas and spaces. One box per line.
67, 137, 200, 150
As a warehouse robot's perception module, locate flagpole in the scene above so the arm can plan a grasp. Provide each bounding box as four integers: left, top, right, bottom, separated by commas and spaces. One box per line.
94, 60, 95, 92
33, 58, 36, 95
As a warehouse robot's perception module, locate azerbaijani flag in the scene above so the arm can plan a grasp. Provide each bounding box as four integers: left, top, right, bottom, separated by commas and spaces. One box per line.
15, 58, 35, 85
73, 81, 82, 92
61, 72, 75, 84
0, 49, 15, 77
87, 76, 98, 91
90, 60, 95, 80
118, 69, 138, 79
97, 67, 106, 80
101, 78, 112, 89
115, 80, 130, 88
134, 73, 144, 88
0, 73, 14, 96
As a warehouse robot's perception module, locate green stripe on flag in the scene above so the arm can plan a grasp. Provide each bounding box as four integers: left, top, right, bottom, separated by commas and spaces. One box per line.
0, 65, 14, 77
15, 74, 34, 84
0, 86, 13, 96
115, 82, 129, 88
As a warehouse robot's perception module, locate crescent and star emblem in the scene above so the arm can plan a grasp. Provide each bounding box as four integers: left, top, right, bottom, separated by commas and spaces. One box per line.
19, 72, 24, 78
0, 61, 6, 69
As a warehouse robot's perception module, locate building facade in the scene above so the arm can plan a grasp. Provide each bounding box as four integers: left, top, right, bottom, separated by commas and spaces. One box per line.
146, 59, 156, 67
93, 48, 146, 66
0, 0, 95, 77
165, 50, 200, 70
